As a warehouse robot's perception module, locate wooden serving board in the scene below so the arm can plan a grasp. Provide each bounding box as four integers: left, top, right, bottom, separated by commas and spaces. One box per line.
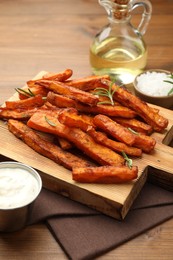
0, 71, 173, 220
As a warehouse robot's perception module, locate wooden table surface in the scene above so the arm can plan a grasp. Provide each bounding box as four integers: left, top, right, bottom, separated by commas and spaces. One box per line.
0, 0, 173, 259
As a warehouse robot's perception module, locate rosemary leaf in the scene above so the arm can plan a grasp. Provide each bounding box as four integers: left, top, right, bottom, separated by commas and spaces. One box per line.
94, 84, 114, 105
168, 87, 173, 96
15, 88, 35, 97
95, 91, 109, 97
127, 127, 139, 135
94, 78, 122, 106
15, 88, 29, 97
28, 88, 35, 96
94, 88, 109, 96
164, 80, 173, 85
97, 101, 112, 105
163, 73, 173, 95
112, 87, 119, 96
45, 116, 56, 127
94, 87, 108, 92
122, 151, 133, 169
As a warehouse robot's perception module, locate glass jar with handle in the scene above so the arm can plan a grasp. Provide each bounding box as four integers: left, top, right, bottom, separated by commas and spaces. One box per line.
90, 0, 152, 84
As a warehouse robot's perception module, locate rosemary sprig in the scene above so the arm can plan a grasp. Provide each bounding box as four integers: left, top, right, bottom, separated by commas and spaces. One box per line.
122, 151, 133, 169
45, 116, 56, 127
127, 127, 139, 135
168, 87, 173, 96
15, 87, 35, 97
94, 80, 118, 106
163, 73, 173, 96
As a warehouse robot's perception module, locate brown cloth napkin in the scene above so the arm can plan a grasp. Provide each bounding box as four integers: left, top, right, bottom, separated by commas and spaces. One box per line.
28, 182, 173, 260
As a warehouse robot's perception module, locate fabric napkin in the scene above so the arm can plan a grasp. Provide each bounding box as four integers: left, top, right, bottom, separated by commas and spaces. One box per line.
28, 182, 173, 260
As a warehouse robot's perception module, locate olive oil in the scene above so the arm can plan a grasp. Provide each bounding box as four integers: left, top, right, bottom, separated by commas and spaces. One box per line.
90, 36, 147, 84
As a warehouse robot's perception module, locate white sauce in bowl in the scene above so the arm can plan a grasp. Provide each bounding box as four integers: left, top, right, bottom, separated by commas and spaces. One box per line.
0, 166, 40, 209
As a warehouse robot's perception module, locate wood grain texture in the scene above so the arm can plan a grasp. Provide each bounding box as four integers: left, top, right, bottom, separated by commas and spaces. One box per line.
0, 0, 173, 259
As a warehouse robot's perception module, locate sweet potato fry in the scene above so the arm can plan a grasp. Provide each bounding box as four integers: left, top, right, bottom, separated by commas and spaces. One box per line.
66, 74, 110, 91
66, 128, 125, 166
72, 165, 138, 183
107, 117, 156, 153
56, 137, 73, 150
47, 91, 76, 108
27, 110, 125, 166
58, 108, 94, 132
27, 68, 73, 87
41, 101, 62, 111
93, 114, 136, 146
27, 110, 61, 131
8, 119, 91, 170
133, 133, 156, 153
80, 114, 94, 126
88, 128, 142, 157
114, 118, 153, 135
100, 79, 168, 132
37, 80, 99, 106
5, 95, 45, 109
17, 85, 49, 100
76, 103, 136, 118
42, 68, 73, 81
0, 107, 39, 120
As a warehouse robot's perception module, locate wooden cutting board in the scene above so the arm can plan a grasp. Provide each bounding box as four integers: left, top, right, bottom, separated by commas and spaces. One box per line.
0, 71, 173, 220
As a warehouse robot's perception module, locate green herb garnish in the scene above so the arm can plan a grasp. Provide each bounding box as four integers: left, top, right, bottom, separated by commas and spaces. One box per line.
45, 116, 56, 127
127, 127, 139, 135
94, 80, 119, 106
122, 151, 133, 169
163, 73, 173, 96
15, 87, 35, 97
167, 87, 173, 96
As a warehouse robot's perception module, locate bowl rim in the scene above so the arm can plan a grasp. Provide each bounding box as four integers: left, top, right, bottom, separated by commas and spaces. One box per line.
0, 161, 42, 210
133, 69, 173, 99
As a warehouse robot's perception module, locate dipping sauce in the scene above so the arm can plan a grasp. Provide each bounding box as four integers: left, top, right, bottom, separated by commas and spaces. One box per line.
0, 163, 41, 209
136, 71, 172, 97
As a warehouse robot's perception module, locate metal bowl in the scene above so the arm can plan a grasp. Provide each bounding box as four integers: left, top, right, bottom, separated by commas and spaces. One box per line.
0, 161, 42, 232
133, 69, 173, 108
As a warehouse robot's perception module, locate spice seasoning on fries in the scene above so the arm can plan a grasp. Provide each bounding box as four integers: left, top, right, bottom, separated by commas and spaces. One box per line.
0, 68, 169, 184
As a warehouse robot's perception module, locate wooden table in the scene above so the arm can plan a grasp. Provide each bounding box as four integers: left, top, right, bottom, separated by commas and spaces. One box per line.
0, 0, 173, 259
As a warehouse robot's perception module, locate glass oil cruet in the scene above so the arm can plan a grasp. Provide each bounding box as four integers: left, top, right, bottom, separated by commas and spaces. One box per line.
90, 0, 152, 84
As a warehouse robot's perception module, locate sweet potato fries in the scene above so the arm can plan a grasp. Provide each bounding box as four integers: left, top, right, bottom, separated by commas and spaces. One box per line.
0, 68, 169, 184
8, 119, 92, 170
